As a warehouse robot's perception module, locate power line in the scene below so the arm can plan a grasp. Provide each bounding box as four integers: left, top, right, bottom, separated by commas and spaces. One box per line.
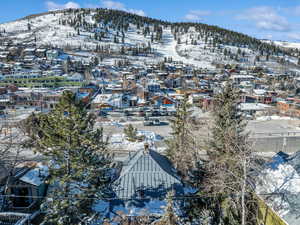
0, 192, 295, 202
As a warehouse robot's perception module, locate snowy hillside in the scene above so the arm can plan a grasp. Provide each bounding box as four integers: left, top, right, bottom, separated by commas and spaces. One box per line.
0, 8, 298, 69
263, 40, 300, 50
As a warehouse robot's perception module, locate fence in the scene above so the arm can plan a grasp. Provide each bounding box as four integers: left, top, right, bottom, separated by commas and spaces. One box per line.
0, 212, 31, 225
251, 133, 300, 153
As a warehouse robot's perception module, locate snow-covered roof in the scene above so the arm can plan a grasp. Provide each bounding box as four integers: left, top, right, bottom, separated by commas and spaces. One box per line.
109, 133, 147, 152
67, 73, 83, 81
23, 48, 36, 52
239, 103, 271, 111
253, 89, 267, 96
0, 98, 9, 103
36, 48, 46, 52
231, 75, 255, 79
257, 151, 300, 225
92, 94, 113, 104
92, 94, 124, 108
19, 163, 49, 186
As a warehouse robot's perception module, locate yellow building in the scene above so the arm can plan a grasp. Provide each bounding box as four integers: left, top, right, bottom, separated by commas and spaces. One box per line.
257, 196, 288, 225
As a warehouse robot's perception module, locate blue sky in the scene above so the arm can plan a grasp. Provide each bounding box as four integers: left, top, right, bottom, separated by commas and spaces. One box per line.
1, 0, 300, 42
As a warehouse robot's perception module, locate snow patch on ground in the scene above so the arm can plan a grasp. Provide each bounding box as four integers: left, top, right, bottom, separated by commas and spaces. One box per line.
256, 159, 300, 224
256, 115, 297, 121
109, 130, 161, 152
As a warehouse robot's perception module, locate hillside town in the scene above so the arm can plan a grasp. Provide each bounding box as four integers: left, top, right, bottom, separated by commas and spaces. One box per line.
1, 7, 300, 225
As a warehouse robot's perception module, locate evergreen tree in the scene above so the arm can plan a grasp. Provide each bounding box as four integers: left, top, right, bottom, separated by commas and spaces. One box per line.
224, 48, 227, 56
25, 91, 113, 225
120, 46, 125, 54
201, 81, 257, 225
114, 35, 119, 43
63, 57, 71, 74
205, 82, 247, 192
93, 56, 99, 66
154, 191, 180, 225
147, 41, 151, 53
165, 95, 195, 179
124, 124, 138, 142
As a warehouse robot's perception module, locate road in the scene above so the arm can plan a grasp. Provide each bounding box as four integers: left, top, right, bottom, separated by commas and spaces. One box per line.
99, 118, 300, 154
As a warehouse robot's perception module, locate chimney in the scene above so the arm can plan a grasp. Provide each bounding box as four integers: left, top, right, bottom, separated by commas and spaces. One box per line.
143, 143, 149, 154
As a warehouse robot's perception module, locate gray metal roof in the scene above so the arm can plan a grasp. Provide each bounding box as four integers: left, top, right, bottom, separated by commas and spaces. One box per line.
113, 150, 183, 199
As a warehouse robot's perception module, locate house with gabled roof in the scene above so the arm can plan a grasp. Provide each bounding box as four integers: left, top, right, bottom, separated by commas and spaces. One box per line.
108, 146, 184, 217
151, 95, 177, 108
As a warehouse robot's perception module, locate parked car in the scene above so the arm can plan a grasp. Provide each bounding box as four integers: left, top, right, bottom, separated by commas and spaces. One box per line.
167, 110, 177, 116
99, 110, 108, 117
124, 110, 132, 117
152, 119, 161, 126
160, 109, 168, 116
143, 120, 153, 126
143, 117, 161, 126
139, 110, 145, 117
145, 111, 152, 117
152, 110, 160, 116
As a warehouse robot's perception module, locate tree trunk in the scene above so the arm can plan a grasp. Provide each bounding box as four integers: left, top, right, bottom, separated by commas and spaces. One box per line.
241, 158, 246, 225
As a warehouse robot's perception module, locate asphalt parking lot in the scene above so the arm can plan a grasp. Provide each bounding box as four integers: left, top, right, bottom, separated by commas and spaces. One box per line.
98, 116, 300, 153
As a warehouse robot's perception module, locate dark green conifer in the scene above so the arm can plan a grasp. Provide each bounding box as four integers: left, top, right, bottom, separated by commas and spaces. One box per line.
165, 95, 195, 179
25, 91, 113, 225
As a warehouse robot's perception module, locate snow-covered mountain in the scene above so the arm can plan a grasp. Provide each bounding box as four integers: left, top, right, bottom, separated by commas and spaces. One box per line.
272, 41, 300, 50
0, 8, 299, 68
262, 39, 300, 50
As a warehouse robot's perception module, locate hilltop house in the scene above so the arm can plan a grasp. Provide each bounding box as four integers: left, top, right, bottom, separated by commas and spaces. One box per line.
0, 51, 9, 62
22, 48, 36, 58
46, 50, 59, 60
151, 95, 176, 107
230, 74, 255, 84
146, 80, 161, 93
35, 48, 46, 58
91, 93, 123, 109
